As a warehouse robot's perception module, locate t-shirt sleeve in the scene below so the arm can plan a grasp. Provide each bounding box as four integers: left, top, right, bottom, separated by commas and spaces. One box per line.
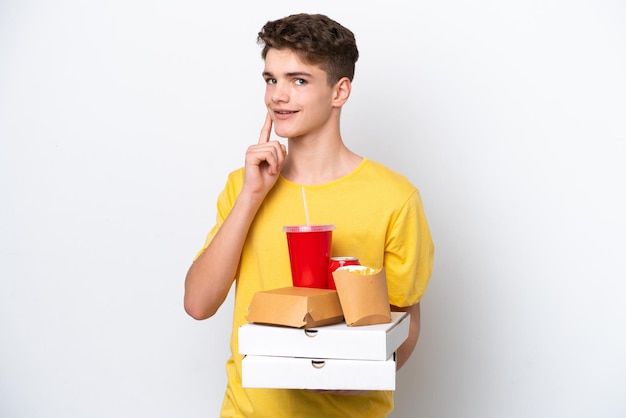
193, 169, 244, 261
385, 189, 435, 307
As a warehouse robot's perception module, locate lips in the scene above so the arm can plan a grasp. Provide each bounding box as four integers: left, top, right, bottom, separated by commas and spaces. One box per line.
273, 109, 299, 120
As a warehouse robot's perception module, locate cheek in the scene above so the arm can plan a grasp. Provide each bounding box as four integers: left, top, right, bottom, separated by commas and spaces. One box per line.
264, 89, 272, 105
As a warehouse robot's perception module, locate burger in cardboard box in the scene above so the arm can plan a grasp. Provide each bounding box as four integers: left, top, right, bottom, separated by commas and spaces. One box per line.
246, 287, 344, 328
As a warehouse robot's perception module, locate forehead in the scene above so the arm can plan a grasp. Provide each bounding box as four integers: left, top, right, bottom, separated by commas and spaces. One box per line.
263, 48, 325, 76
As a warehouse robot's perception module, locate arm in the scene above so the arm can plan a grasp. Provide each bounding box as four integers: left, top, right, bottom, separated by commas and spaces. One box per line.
184, 114, 286, 320
183, 193, 262, 319
391, 302, 420, 370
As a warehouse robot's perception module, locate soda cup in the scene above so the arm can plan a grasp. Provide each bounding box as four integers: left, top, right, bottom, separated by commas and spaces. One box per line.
328, 256, 360, 290
283, 225, 335, 288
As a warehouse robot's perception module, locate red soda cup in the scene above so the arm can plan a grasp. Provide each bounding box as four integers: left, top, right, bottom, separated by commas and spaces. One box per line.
283, 225, 335, 288
328, 256, 360, 290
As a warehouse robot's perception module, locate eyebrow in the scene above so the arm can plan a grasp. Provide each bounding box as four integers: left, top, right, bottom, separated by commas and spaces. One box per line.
262, 71, 314, 78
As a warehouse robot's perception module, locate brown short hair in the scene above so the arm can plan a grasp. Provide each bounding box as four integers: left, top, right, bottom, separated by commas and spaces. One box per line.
257, 13, 359, 84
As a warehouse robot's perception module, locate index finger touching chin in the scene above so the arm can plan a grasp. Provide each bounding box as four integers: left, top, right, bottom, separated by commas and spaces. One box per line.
258, 112, 273, 144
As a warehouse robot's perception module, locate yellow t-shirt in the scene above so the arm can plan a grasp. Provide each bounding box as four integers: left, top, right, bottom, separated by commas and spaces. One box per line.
196, 159, 434, 418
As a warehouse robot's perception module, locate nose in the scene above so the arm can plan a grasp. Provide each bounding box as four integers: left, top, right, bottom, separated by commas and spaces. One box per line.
270, 81, 289, 103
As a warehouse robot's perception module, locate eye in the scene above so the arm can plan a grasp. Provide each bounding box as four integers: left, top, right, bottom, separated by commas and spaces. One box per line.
294, 78, 307, 86
265, 78, 277, 85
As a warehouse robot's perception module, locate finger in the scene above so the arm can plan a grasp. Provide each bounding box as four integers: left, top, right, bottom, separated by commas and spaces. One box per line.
258, 112, 273, 144
246, 143, 281, 174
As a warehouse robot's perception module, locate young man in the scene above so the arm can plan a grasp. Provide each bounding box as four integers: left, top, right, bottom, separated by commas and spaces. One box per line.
184, 13, 434, 417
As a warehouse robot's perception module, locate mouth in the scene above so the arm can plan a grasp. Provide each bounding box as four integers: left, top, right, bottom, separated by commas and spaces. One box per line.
273, 109, 299, 115
273, 109, 299, 121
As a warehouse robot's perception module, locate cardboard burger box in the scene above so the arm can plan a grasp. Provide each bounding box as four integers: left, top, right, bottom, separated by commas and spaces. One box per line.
246, 287, 344, 328
240, 311, 409, 361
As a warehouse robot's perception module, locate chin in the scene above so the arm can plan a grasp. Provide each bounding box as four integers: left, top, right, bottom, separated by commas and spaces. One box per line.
273, 128, 294, 139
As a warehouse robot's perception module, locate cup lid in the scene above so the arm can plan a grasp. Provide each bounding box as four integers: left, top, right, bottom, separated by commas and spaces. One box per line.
283, 224, 335, 233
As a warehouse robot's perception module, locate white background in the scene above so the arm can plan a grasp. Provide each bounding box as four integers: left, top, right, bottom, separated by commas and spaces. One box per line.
1, 1, 625, 417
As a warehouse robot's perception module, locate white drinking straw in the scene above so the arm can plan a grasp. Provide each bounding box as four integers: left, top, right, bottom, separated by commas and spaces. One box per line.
301, 186, 311, 226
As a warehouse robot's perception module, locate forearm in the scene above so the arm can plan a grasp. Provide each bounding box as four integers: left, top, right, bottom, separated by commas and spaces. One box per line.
184, 195, 262, 320
391, 303, 421, 370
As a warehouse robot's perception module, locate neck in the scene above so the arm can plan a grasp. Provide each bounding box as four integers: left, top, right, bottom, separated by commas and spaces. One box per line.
281, 138, 362, 185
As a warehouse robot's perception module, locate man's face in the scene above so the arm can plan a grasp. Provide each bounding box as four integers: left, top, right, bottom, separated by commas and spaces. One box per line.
262, 48, 336, 139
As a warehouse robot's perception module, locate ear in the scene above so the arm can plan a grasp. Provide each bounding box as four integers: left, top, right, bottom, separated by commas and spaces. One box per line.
332, 77, 352, 108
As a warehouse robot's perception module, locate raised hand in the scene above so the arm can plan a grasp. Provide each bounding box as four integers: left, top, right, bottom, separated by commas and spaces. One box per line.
241, 112, 287, 202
